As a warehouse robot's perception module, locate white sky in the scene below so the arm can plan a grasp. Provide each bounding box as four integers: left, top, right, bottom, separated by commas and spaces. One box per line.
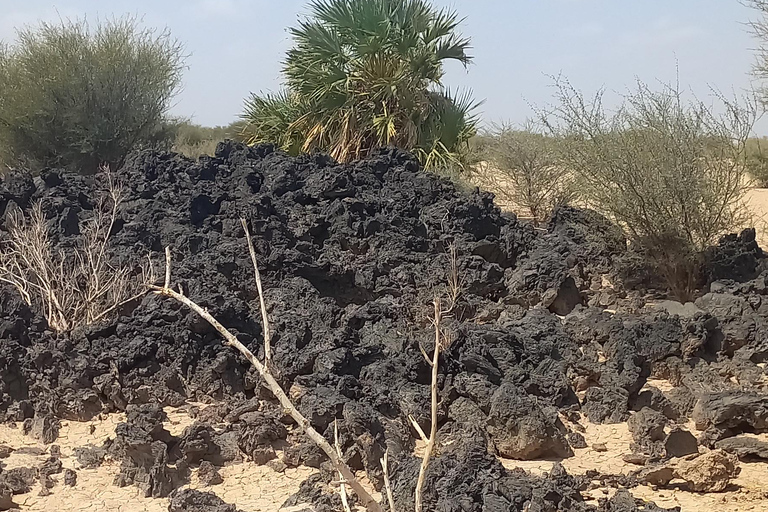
2, 0, 768, 133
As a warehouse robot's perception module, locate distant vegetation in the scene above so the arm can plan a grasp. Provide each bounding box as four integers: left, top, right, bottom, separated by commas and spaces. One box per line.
0, 16, 185, 172
472, 125, 577, 225
240, 0, 479, 171
164, 120, 246, 159
746, 137, 768, 187
546, 79, 756, 299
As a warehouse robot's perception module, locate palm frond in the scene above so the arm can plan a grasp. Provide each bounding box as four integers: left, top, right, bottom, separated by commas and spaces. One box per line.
239, 0, 478, 167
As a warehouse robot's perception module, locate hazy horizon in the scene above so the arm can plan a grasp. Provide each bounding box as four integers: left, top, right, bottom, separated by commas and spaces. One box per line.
3, 1, 768, 134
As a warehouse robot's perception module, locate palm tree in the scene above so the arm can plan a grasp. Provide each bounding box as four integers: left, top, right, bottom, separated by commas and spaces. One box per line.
241, 0, 479, 169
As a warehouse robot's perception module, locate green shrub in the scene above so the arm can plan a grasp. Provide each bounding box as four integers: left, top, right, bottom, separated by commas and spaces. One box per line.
241, 0, 479, 170
474, 125, 576, 224
746, 137, 768, 187
543, 78, 757, 299
0, 16, 185, 172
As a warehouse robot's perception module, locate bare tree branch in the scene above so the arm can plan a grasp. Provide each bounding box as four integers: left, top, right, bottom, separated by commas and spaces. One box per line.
150, 247, 382, 512
240, 218, 272, 367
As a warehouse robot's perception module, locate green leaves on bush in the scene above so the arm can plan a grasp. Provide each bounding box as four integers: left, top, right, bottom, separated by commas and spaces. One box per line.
0, 16, 185, 172
473, 126, 577, 225
543, 78, 758, 299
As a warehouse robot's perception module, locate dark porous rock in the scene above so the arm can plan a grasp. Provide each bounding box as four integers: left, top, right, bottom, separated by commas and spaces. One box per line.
692, 392, 768, 445
197, 461, 223, 487
109, 404, 182, 498
627, 407, 667, 457
582, 387, 630, 424
38, 475, 53, 497
0, 138, 753, 510
715, 435, 768, 460
486, 383, 572, 460
37, 457, 63, 478
63, 469, 77, 487
0, 447, 12, 459
250, 446, 277, 465
177, 423, 223, 465
630, 387, 680, 421
566, 432, 588, 449
267, 459, 287, 473
168, 488, 242, 512
25, 414, 60, 445
664, 429, 698, 459
598, 488, 680, 511
0, 482, 14, 511
236, 413, 288, 461
0, 467, 37, 495
283, 441, 325, 469
705, 229, 763, 284
281, 473, 344, 512
74, 445, 106, 469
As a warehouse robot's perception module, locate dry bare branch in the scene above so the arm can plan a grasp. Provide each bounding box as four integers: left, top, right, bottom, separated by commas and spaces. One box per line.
240, 218, 272, 367
150, 247, 382, 512
414, 298, 443, 512
380, 449, 396, 512
334, 420, 352, 512
408, 414, 429, 444
0, 173, 151, 331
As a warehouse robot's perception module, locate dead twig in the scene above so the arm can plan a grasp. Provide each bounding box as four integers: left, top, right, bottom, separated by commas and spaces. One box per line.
414, 298, 443, 512
380, 449, 396, 512
0, 171, 150, 331
150, 247, 382, 512
240, 218, 272, 367
334, 420, 352, 512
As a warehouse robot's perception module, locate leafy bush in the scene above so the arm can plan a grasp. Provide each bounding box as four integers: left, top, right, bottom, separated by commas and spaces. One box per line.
747, 0, 768, 105
746, 137, 768, 187
0, 17, 185, 172
543, 78, 757, 299
473, 125, 576, 224
240, 0, 479, 170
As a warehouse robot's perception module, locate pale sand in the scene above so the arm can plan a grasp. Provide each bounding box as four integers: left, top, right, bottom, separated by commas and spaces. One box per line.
0, 407, 315, 512
2, 393, 768, 511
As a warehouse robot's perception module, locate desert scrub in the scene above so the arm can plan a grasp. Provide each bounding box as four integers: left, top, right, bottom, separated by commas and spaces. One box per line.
473, 125, 576, 224
0, 16, 185, 172
543, 78, 757, 300
746, 137, 768, 187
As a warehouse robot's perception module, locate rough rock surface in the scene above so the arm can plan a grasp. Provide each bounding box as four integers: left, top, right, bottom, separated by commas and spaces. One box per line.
692, 392, 768, 446
627, 408, 666, 457
675, 450, 740, 492
108, 404, 181, 498
0, 143, 767, 508
168, 489, 242, 512
197, 461, 223, 486
635, 450, 740, 493
715, 436, 768, 460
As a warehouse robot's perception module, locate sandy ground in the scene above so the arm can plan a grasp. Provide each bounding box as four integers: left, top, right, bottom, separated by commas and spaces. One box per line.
506, 379, 768, 512
0, 407, 316, 512
1, 385, 766, 511
746, 188, 768, 248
